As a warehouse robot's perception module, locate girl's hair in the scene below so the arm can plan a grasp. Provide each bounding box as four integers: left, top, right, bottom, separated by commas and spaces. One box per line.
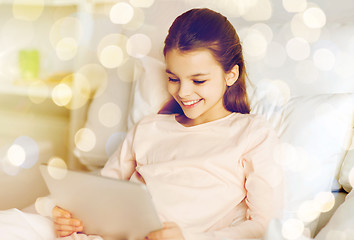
160, 8, 250, 114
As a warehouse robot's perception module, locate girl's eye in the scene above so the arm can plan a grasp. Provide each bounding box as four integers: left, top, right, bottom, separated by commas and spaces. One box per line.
193, 80, 206, 84
168, 77, 179, 83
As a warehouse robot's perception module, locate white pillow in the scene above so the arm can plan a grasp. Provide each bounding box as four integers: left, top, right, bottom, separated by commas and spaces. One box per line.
251, 91, 353, 227
127, 56, 171, 129
339, 134, 354, 192
315, 190, 354, 240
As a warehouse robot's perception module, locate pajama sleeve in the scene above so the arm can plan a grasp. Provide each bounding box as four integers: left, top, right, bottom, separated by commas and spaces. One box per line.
100, 125, 137, 180
183, 118, 284, 240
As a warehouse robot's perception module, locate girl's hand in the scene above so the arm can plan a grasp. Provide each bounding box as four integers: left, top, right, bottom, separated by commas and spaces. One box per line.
145, 222, 185, 240
52, 206, 84, 237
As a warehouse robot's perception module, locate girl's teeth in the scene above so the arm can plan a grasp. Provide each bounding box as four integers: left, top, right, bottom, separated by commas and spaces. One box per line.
183, 100, 200, 106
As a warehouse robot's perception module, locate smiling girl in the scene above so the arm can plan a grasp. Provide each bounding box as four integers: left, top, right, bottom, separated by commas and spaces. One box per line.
53, 8, 283, 240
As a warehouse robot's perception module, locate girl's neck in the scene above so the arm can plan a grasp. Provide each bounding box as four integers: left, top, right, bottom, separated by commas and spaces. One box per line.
176, 110, 233, 127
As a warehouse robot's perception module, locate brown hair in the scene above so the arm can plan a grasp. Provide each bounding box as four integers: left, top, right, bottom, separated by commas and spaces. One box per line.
160, 8, 250, 114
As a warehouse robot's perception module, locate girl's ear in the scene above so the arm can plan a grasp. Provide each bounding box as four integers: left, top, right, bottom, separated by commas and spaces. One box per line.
225, 65, 239, 86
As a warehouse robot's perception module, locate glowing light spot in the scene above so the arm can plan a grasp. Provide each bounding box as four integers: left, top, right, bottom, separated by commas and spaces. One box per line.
297, 200, 320, 222
264, 41, 287, 68
76, 64, 107, 98
7, 144, 26, 167
291, 13, 321, 43
129, 0, 154, 8
282, 0, 307, 13
28, 81, 50, 104
97, 34, 128, 64
260, 79, 291, 107
109, 2, 134, 24
286, 37, 310, 61
49, 17, 81, 49
313, 48, 336, 71
251, 23, 273, 43
303, 7, 326, 29
126, 33, 151, 58
99, 45, 124, 69
124, 7, 145, 31
314, 192, 335, 213
47, 157, 67, 180
35, 197, 56, 217
282, 218, 304, 240
52, 83, 72, 107
55, 38, 78, 61
98, 102, 122, 128
12, 0, 44, 21
349, 167, 354, 188
243, 30, 268, 58
75, 128, 96, 152
295, 60, 319, 84
13, 136, 39, 168
68, 73, 91, 110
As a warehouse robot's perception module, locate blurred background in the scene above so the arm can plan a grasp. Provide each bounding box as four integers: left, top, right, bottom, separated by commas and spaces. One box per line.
0, 0, 353, 208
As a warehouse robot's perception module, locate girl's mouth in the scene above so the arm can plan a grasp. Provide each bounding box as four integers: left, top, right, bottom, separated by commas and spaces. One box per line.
181, 99, 202, 108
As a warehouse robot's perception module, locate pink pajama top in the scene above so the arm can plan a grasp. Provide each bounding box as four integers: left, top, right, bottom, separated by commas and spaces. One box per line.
101, 113, 283, 239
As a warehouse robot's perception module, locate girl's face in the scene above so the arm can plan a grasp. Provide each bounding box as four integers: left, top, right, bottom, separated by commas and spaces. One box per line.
165, 48, 238, 126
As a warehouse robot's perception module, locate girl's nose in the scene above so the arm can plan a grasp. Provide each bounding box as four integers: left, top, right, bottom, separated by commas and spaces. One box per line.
178, 82, 193, 98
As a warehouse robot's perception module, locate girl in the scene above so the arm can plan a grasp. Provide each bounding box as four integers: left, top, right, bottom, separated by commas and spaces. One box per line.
53, 8, 283, 240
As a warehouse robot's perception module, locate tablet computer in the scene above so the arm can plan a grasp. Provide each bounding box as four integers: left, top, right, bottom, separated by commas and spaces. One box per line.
39, 164, 162, 240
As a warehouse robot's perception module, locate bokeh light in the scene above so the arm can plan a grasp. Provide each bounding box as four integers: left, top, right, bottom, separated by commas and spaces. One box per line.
264, 41, 287, 68
12, 136, 39, 169
124, 7, 145, 31
251, 23, 273, 43
49, 16, 81, 49
52, 83, 72, 107
98, 102, 122, 128
129, 0, 155, 8
35, 197, 56, 217
7, 144, 26, 167
259, 79, 291, 107
282, 218, 304, 240
314, 192, 335, 213
295, 60, 319, 84
55, 37, 78, 61
47, 157, 67, 180
291, 13, 321, 43
109, 2, 134, 25
76, 64, 108, 98
313, 48, 336, 71
12, 0, 44, 21
243, 29, 268, 59
75, 128, 96, 152
303, 7, 326, 29
297, 200, 320, 222
126, 33, 151, 58
97, 34, 128, 66
286, 37, 310, 61
282, 0, 307, 13
99, 45, 124, 69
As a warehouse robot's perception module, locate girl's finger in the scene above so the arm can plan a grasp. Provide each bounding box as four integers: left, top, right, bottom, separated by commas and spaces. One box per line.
54, 217, 82, 227
57, 230, 75, 238
54, 222, 83, 232
52, 206, 72, 218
